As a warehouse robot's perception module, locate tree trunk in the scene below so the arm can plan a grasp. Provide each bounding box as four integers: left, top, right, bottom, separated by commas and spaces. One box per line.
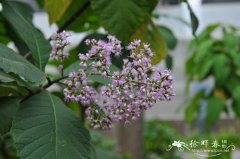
114, 116, 144, 159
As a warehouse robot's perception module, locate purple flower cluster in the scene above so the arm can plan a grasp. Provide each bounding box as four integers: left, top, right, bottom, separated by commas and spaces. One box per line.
63, 70, 97, 106
78, 35, 122, 76
63, 35, 174, 129
50, 31, 71, 70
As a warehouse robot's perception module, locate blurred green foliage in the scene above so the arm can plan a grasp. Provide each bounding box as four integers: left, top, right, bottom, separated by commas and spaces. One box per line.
0, 0, 198, 158
144, 120, 182, 159
144, 120, 240, 159
185, 23, 240, 129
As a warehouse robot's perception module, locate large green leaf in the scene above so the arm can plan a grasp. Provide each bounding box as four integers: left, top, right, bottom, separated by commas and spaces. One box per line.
91, 0, 148, 41
0, 97, 20, 135
0, 2, 33, 55
131, 18, 168, 65
206, 97, 225, 125
45, 0, 73, 24
11, 92, 91, 159
2, 1, 51, 71
0, 43, 46, 84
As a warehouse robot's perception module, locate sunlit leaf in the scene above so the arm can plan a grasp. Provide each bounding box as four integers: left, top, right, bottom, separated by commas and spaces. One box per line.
45, 0, 73, 24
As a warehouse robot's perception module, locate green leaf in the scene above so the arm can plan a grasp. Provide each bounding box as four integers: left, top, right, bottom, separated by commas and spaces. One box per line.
180, 0, 199, 36
7, 23, 30, 56
63, 61, 80, 76
36, 0, 44, 8
0, 83, 29, 97
158, 25, 177, 50
64, 61, 117, 85
0, 70, 32, 88
2, 1, 51, 71
0, 70, 15, 83
0, 97, 20, 135
223, 31, 238, 52
91, 0, 148, 41
213, 54, 230, 85
131, 18, 168, 65
232, 86, 240, 100
196, 58, 213, 80
45, 0, 73, 24
229, 51, 240, 69
11, 92, 92, 159
0, 43, 46, 84
148, 0, 158, 13
57, 1, 99, 33
206, 97, 225, 125
0, 1, 34, 46
197, 23, 220, 42
188, 23, 220, 50
232, 99, 240, 118
185, 90, 205, 123
5, 2, 34, 56
165, 54, 173, 69
0, 14, 11, 44
88, 75, 111, 85
194, 39, 214, 62
226, 76, 239, 93
6, 1, 34, 22
185, 55, 195, 76
95, 148, 121, 159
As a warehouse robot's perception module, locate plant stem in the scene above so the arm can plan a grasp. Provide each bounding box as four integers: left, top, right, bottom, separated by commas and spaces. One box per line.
43, 76, 68, 90
81, 105, 86, 123
21, 76, 68, 102
24, 52, 32, 59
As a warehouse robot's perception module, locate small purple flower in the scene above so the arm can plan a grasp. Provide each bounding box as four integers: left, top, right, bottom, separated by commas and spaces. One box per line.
85, 39, 91, 45
50, 31, 71, 70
